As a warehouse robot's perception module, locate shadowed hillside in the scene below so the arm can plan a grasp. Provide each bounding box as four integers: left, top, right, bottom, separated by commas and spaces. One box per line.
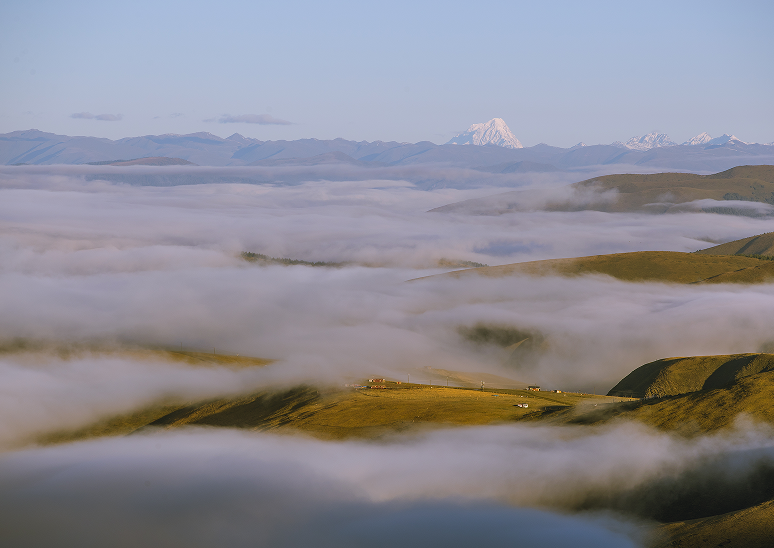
656, 500, 774, 548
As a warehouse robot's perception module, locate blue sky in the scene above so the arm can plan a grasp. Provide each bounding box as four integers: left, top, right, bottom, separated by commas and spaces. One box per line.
1, 0, 772, 146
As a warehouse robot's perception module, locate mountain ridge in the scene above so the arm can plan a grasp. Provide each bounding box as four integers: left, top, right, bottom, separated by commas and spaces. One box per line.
2, 128, 773, 172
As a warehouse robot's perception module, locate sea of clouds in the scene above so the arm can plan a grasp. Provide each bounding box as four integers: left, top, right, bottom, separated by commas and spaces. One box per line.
3, 166, 774, 545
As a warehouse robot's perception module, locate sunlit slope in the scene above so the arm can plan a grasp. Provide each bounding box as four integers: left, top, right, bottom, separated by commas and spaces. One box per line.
608, 353, 774, 398
576, 373, 774, 432
428, 251, 774, 284
533, 354, 774, 434
143, 384, 610, 439
46, 382, 624, 443
696, 231, 774, 257
573, 164, 774, 213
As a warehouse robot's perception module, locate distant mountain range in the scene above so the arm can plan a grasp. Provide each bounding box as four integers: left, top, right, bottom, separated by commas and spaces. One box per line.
443, 119, 764, 152
2, 127, 773, 173
614, 131, 750, 151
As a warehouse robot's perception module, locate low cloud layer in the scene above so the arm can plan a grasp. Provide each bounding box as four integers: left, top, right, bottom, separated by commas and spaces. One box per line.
0, 352, 277, 448
3, 423, 774, 547
3, 167, 774, 545
218, 113, 292, 125
2, 169, 774, 400
0, 427, 652, 547
70, 112, 123, 121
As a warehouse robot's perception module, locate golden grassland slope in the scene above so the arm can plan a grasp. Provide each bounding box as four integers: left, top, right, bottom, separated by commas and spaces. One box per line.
43, 380, 626, 444
43, 350, 774, 443
523, 354, 774, 436
608, 353, 774, 398
573, 164, 774, 213
551, 370, 774, 434
422, 251, 774, 284
696, 231, 774, 257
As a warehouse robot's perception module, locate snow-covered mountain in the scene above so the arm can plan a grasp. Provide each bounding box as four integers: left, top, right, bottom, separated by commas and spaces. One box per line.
622, 132, 677, 151
706, 134, 746, 146
683, 132, 712, 146
447, 118, 523, 149
682, 133, 747, 146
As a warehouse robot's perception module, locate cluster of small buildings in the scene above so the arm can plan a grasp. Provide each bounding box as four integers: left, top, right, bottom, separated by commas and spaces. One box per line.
345, 378, 400, 389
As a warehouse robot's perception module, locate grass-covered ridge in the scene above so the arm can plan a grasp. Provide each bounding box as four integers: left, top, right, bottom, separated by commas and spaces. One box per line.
241, 251, 346, 267
573, 164, 774, 213
423, 250, 774, 284
695, 231, 774, 258
608, 353, 774, 398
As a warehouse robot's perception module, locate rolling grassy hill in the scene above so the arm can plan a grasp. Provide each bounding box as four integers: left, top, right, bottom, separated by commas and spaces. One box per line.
430, 165, 774, 215
422, 250, 774, 284
696, 231, 774, 257
598, 352, 774, 548
608, 353, 774, 398
573, 164, 774, 213
43, 378, 625, 444
521, 353, 774, 435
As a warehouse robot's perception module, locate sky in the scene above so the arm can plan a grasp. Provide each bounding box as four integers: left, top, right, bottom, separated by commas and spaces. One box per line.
1, 0, 773, 146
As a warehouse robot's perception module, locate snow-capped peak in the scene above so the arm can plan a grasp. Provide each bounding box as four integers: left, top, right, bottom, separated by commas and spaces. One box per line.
706, 134, 746, 146
623, 132, 677, 151
447, 118, 523, 149
683, 132, 712, 146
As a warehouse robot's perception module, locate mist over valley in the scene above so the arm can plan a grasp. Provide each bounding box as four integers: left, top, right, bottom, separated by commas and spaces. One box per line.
2, 1, 774, 545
